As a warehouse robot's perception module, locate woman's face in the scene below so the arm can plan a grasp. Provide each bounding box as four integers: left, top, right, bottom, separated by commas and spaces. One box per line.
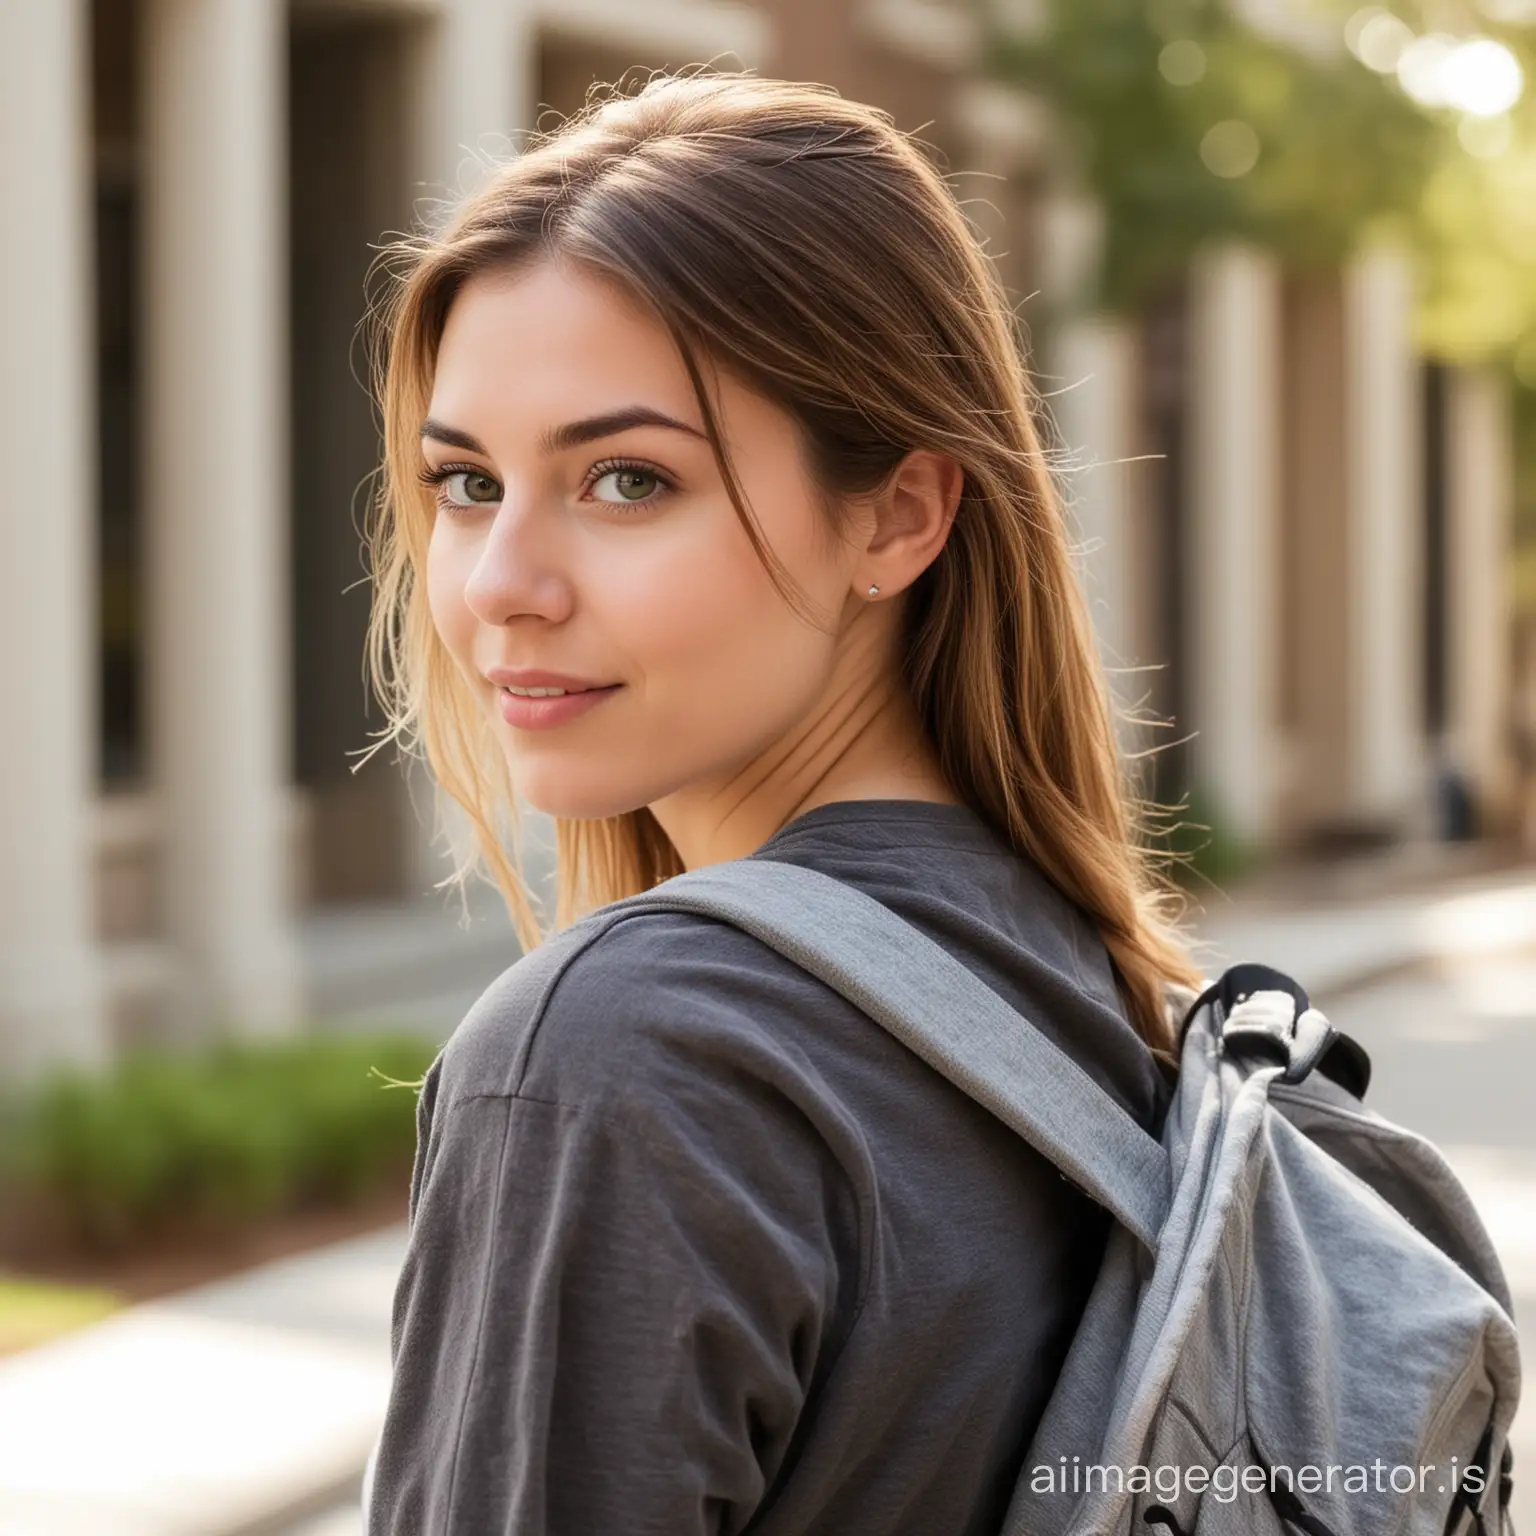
422, 259, 872, 827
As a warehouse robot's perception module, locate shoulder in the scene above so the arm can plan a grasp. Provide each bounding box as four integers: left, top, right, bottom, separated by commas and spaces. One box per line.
424, 905, 872, 1276
433, 904, 832, 1123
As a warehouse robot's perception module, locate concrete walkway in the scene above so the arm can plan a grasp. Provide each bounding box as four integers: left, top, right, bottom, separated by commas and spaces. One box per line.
4, 862, 1535, 1535
0, 1226, 404, 1536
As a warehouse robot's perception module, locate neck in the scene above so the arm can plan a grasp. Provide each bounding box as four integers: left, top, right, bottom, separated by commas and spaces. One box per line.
648, 668, 959, 870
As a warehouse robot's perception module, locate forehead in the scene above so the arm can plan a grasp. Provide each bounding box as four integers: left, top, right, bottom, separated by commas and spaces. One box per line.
429, 260, 697, 428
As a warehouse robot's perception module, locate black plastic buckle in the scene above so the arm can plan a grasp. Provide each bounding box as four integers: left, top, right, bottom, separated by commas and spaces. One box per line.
1179, 962, 1372, 1098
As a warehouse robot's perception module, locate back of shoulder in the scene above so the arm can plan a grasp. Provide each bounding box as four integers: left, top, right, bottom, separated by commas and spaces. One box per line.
432, 906, 825, 1120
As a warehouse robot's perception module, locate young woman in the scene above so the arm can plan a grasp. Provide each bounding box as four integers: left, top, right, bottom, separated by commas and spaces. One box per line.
362, 72, 1202, 1535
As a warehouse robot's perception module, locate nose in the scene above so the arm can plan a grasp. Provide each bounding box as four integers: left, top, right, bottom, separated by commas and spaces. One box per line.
461, 495, 574, 628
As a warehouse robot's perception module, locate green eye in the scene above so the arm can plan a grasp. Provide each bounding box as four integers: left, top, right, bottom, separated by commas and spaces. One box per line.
591, 467, 663, 504
442, 470, 501, 506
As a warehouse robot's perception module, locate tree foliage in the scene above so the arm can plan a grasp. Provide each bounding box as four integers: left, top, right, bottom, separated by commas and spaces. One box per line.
982, 0, 1536, 384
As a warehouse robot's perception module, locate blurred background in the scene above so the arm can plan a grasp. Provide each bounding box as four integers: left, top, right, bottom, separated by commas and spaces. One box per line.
1, 1, 1534, 1532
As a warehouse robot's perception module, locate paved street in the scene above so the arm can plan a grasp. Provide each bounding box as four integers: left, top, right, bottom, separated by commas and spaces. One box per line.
0, 1227, 403, 1536
279, 1508, 366, 1536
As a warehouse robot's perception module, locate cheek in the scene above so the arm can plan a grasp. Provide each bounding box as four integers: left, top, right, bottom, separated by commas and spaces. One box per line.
424, 521, 479, 674
605, 497, 843, 729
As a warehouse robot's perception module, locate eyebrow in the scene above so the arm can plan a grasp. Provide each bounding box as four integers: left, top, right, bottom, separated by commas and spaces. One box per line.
420, 406, 708, 457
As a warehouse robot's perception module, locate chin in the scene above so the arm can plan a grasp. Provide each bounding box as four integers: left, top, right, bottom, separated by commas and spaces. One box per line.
511, 763, 658, 824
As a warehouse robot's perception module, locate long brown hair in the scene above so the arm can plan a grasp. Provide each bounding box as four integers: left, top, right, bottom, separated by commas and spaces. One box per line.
366, 72, 1201, 1064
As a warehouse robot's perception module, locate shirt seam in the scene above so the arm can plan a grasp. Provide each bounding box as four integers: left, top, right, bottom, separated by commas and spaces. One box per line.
435, 1079, 877, 1323
450, 1087, 573, 1109
450, 906, 882, 1296
432, 1089, 875, 1311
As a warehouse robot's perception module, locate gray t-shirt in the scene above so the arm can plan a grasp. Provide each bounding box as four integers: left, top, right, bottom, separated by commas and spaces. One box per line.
367, 798, 1173, 1534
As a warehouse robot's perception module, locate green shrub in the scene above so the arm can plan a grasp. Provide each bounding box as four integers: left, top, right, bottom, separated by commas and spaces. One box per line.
0, 1032, 437, 1258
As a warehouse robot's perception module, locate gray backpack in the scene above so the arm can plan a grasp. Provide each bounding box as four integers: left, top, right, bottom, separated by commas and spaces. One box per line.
614, 856, 1522, 1536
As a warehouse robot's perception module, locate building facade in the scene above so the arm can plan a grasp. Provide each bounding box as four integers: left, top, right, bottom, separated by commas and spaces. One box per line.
0, 0, 1516, 1085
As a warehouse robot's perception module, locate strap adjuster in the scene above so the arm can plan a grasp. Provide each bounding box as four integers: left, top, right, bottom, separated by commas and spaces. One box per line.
1187, 962, 1346, 1087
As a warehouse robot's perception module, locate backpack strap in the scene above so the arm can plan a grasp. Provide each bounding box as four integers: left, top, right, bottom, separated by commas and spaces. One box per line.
613, 858, 1173, 1254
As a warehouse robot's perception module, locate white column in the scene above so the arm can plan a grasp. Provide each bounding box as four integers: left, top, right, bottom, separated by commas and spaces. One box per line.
0, 0, 109, 1084
1343, 245, 1422, 826
1447, 366, 1514, 826
1187, 243, 1282, 847
1032, 180, 1153, 764
416, 0, 536, 207
142, 0, 300, 1039
1051, 318, 1142, 712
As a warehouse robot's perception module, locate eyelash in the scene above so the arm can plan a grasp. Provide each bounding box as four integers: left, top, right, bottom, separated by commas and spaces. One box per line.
415, 457, 676, 515
585, 457, 677, 508
416, 462, 488, 507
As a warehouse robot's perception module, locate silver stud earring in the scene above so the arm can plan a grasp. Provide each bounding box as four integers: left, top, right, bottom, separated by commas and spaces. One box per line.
867, 583, 880, 597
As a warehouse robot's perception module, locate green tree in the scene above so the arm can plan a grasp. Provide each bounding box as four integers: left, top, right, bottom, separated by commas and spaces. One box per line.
982, 0, 1536, 580
982, 0, 1534, 358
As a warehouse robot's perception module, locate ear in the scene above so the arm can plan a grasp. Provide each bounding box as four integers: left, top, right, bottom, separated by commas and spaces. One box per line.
860, 449, 963, 597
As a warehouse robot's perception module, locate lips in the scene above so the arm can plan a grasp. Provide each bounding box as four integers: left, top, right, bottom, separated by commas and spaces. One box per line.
493, 680, 622, 732
484, 666, 615, 693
